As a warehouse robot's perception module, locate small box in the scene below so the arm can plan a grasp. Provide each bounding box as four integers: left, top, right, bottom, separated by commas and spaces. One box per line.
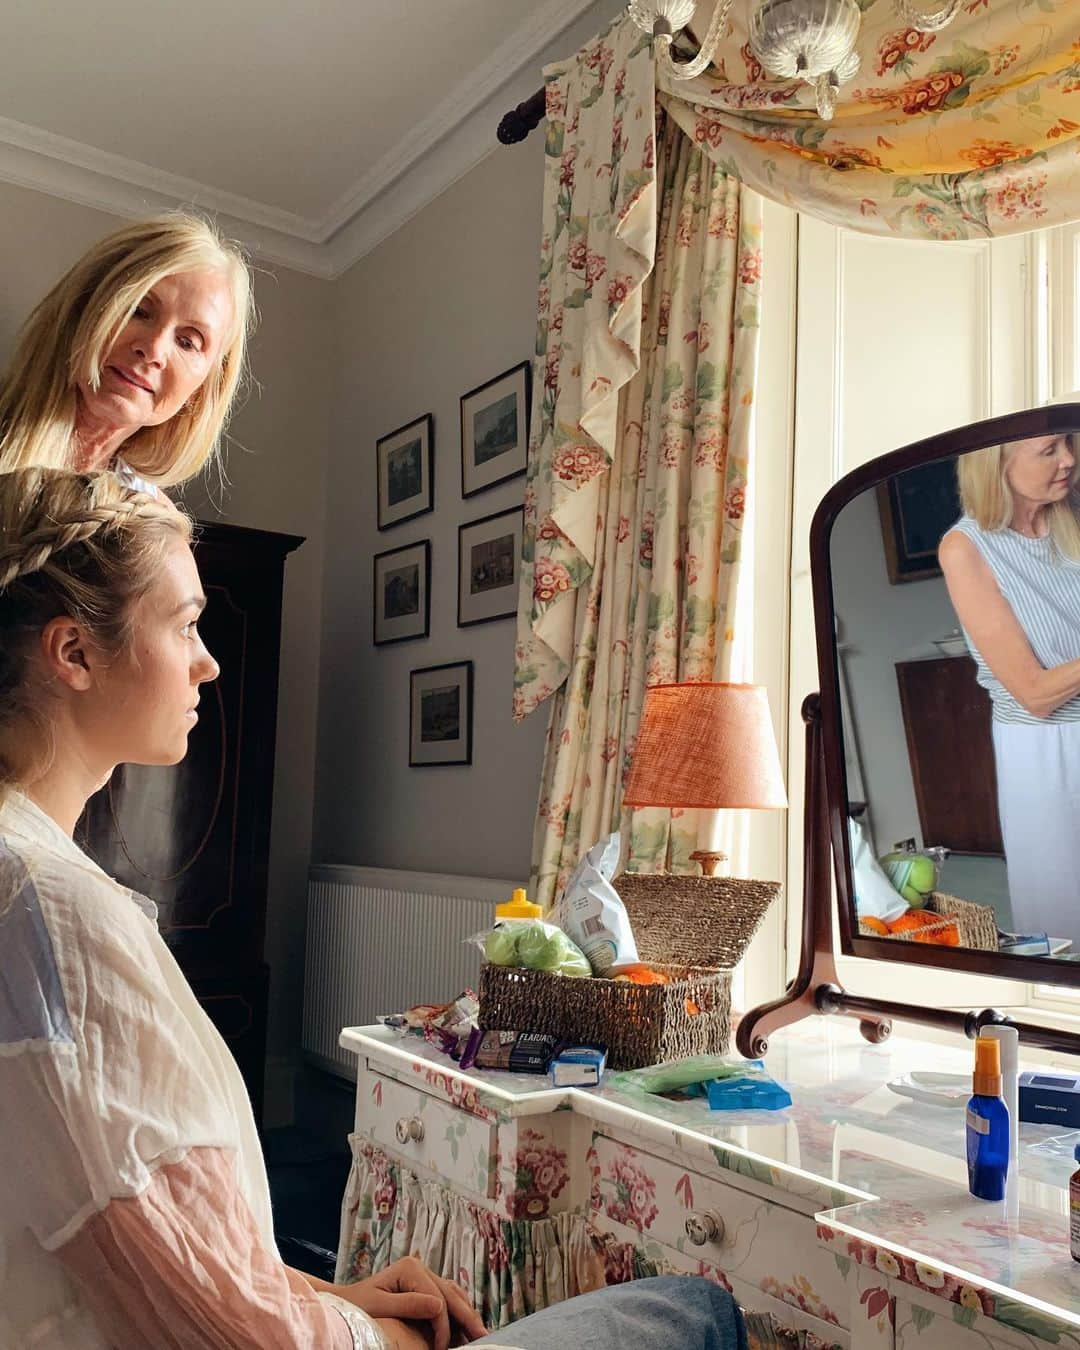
551, 1044, 607, 1087
1018, 1070, 1080, 1127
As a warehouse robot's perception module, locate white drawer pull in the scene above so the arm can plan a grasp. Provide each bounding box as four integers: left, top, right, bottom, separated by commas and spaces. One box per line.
395, 1116, 410, 1144
685, 1211, 725, 1246
407, 1115, 425, 1142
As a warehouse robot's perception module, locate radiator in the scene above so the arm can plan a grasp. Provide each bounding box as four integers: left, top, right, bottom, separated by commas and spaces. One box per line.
302, 863, 516, 1080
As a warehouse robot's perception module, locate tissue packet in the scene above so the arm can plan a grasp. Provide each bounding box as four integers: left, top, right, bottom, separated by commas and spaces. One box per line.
552, 832, 640, 976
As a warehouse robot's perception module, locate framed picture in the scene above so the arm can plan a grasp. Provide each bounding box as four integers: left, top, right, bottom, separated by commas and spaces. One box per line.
373, 540, 430, 646
875, 459, 962, 584
377, 413, 433, 530
457, 507, 523, 627
460, 360, 531, 498
409, 661, 473, 767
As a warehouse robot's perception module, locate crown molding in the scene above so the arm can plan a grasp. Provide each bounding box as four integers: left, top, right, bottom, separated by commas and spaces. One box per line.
0, 0, 601, 281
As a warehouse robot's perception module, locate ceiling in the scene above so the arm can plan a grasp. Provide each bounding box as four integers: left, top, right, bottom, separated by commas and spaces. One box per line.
0, 0, 618, 278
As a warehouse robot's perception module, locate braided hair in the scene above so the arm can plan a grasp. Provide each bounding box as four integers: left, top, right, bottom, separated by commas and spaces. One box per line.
0, 467, 191, 792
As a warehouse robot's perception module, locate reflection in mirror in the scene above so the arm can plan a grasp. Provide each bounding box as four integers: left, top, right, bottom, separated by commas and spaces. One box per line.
831, 428, 1080, 964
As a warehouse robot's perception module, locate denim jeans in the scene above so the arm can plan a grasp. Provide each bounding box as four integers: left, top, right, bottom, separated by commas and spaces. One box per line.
472, 1276, 748, 1350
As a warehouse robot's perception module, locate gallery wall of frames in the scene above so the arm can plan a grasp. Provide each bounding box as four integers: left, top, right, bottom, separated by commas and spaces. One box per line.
371, 359, 530, 768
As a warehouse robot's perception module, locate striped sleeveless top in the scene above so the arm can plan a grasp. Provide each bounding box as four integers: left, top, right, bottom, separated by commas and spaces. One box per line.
946, 515, 1080, 724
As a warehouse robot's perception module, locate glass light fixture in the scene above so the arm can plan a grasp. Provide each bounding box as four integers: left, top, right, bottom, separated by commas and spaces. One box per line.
627, 0, 966, 116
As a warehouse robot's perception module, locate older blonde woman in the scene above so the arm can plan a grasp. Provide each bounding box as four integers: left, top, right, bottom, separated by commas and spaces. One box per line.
0, 214, 251, 490
939, 428, 1080, 945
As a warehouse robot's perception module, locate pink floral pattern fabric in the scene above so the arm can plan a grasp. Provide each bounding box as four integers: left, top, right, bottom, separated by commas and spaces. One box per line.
658, 2, 1080, 241
520, 88, 762, 899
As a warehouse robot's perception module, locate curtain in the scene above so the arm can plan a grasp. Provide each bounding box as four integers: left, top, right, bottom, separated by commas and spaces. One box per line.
514, 4, 1080, 898
658, 0, 1080, 239
523, 106, 762, 906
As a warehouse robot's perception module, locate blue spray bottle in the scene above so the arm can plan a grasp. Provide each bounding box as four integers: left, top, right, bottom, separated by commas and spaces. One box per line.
966, 1036, 1009, 1201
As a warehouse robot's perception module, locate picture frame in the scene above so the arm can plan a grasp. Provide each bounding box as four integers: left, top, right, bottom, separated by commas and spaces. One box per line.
875, 459, 962, 584
377, 413, 434, 530
373, 540, 431, 646
409, 661, 473, 767
460, 360, 531, 498
457, 507, 523, 628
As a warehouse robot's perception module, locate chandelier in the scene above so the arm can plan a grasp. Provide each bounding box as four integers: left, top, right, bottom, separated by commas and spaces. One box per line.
627, 0, 963, 119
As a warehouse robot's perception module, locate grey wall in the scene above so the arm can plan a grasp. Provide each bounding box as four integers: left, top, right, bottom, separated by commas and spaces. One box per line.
0, 182, 334, 1104
830, 486, 959, 853
829, 483, 1010, 915
312, 140, 550, 882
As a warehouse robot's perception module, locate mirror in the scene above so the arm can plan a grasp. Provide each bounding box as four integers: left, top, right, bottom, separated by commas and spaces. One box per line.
820, 403, 1080, 985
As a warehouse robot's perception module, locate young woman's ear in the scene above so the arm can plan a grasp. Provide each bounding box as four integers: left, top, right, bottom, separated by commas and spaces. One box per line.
39, 617, 96, 692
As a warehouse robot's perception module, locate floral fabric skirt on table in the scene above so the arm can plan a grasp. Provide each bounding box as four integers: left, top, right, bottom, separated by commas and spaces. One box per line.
334, 1138, 838, 1347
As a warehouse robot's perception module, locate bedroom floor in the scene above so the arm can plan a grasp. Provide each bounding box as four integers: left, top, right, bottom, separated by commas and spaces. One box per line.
265, 1067, 355, 1283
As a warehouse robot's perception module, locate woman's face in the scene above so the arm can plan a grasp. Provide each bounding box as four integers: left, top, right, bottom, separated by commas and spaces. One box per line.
1005, 433, 1076, 509
77, 534, 220, 768
79, 268, 234, 440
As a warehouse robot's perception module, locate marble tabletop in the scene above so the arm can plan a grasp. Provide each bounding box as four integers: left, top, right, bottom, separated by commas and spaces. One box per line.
341, 1016, 1080, 1333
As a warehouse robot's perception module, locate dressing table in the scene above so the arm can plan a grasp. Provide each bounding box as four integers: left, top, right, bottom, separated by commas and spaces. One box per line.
337, 1017, 1080, 1349
336, 404, 1080, 1347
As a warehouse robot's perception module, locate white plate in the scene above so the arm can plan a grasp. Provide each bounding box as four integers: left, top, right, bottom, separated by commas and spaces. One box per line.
887, 1071, 970, 1108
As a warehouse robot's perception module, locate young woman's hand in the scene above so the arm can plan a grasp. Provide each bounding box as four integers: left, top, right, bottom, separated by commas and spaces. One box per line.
377, 1317, 436, 1350
338, 1256, 487, 1349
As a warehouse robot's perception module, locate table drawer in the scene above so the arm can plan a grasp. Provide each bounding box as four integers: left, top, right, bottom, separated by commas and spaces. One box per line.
590, 1133, 848, 1328
361, 1068, 498, 1199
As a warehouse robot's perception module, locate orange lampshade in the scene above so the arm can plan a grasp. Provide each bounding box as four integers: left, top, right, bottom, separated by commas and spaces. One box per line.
623, 682, 787, 810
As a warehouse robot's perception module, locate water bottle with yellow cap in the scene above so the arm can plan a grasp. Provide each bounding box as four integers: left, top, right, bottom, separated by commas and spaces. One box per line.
496, 887, 542, 920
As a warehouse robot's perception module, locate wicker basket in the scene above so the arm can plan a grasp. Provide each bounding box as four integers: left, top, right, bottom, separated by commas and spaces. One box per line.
858, 891, 998, 951
477, 873, 780, 1070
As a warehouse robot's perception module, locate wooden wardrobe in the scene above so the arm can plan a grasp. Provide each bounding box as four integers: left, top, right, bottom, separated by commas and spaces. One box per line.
78, 521, 303, 1123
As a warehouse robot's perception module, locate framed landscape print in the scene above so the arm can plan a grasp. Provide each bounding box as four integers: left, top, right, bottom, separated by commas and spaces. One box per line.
460, 360, 530, 498
458, 507, 522, 627
373, 540, 430, 646
377, 413, 433, 530
409, 661, 473, 767
875, 459, 961, 584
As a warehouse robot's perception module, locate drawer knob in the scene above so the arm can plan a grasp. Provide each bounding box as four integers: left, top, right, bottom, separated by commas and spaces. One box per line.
395, 1115, 425, 1144
685, 1211, 725, 1246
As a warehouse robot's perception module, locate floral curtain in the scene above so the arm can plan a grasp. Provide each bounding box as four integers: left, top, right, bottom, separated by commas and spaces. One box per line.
526, 106, 761, 905
658, 0, 1080, 240
514, 4, 1080, 899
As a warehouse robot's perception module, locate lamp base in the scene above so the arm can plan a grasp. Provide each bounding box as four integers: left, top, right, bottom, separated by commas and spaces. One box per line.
690, 849, 727, 877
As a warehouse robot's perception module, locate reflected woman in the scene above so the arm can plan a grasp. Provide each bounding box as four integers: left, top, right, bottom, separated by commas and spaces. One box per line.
939, 429, 1080, 946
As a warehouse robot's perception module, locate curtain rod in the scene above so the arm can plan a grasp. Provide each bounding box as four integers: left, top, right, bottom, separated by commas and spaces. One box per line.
497, 88, 546, 144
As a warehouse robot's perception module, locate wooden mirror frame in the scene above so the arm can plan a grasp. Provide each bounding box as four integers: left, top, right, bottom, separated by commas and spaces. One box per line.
738, 402, 1080, 1060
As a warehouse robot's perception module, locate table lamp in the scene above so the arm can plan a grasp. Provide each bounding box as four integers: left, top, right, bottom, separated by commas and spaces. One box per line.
622, 681, 788, 876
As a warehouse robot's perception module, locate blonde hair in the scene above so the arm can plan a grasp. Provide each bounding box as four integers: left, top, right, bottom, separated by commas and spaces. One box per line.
0, 468, 191, 792
0, 214, 252, 488
956, 433, 1080, 560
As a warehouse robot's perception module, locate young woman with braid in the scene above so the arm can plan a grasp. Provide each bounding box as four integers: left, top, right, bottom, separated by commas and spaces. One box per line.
0, 469, 749, 1350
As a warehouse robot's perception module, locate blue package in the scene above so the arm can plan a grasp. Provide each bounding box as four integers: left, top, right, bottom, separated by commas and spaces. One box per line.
551, 1044, 607, 1087
703, 1075, 792, 1111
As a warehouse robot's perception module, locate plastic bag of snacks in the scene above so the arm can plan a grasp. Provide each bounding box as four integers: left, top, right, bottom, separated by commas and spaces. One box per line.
469, 919, 592, 978
551, 831, 640, 975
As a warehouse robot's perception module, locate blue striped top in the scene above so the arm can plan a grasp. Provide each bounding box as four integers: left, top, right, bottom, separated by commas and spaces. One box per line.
945, 515, 1080, 724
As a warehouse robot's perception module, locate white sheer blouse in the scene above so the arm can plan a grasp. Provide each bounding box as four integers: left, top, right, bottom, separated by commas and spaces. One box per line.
0, 790, 383, 1349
